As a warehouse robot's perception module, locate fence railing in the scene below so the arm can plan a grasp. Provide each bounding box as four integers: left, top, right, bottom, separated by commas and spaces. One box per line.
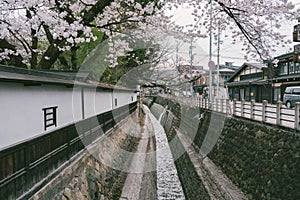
157, 93, 300, 130
196, 98, 300, 130
0, 102, 137, 200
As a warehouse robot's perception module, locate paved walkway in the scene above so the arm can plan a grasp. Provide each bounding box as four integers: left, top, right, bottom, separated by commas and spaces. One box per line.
120, 113, 151, 200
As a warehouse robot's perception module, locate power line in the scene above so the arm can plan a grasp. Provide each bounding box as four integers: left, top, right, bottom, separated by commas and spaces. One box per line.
177, 51, 244, 60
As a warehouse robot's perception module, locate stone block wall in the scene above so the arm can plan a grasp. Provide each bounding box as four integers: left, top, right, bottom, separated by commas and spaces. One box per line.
151, 100, 210, 199
150, 96, 300, 200
209, 118, 300, 200
30, 112, 141, 200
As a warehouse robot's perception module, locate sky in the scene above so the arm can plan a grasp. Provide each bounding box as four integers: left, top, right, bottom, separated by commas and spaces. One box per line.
165, 0, 300, 69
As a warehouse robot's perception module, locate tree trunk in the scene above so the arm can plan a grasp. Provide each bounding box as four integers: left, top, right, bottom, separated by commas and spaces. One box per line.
38, 41, 63, 70
30, 28, 38, 69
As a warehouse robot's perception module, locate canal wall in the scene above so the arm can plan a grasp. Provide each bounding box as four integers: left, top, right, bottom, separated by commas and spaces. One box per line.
29, 111, 142, 200
148, 98, 211, 199
147, 96, 300, 200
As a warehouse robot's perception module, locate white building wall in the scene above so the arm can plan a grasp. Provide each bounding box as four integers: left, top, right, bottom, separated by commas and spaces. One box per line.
0, 83, 136, 149
83, 88, 113, 119
0, 83, 83, 149
112, 90, 136, 109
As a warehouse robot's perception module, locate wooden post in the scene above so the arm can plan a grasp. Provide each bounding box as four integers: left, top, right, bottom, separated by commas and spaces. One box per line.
241, 99, 245, 117
233, 99, 237, 116
276, 101, 282, 126
295, 102, 300, 130
250, 100, 255, 119
262, 100, 268, 122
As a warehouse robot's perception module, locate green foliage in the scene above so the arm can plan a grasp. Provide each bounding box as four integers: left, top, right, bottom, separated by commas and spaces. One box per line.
46, 27, 160, 85
100, 66, 132, 85
76, 29, 104, 66
50, 29, 104, 71
99, 48, 152, 85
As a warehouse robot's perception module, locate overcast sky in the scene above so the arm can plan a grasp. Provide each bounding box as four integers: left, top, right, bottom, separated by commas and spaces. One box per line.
166, 0, 300, 69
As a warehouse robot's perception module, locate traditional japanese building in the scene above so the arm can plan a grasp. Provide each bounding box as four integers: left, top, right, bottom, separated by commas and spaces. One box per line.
268, 52, 300, 103
226, 52, 300, 104
226, 63, 269, 102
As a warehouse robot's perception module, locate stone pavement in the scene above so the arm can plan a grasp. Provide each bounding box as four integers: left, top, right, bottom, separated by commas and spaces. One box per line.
120, 116, 150, 200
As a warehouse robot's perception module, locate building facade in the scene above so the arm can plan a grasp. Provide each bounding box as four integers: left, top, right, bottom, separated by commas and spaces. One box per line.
193, 62, 238, 98
227, 52, 300, 104
226, 63, 269, 102
269, 52, 300, 103
0, 65, 137, 149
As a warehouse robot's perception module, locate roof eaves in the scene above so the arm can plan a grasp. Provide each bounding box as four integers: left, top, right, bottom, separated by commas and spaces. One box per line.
0, 64, 75, 81
0, 65, 135, 91
226, 78, 263, 86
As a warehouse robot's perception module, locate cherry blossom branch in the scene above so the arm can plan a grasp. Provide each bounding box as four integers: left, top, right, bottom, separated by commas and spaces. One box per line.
215, 0, 263, 59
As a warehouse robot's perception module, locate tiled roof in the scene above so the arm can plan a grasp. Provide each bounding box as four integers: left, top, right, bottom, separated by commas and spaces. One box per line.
0, 65, 134, 91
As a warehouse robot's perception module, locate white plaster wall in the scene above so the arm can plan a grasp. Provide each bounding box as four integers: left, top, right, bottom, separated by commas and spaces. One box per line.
0, 83, 83, 149
83, 88, 113, 119
95, 90, 113, 114
112, 91, 136, 109
0, 83, 137, 149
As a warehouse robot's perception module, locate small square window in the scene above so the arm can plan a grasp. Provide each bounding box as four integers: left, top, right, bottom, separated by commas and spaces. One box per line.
42, 106, 58, 131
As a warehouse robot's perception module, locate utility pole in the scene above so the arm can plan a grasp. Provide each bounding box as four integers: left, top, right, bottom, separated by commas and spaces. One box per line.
209, 0, 213, 107
189, 38, 194, 97
216, 21, 221, 99
190, 38, 194, 68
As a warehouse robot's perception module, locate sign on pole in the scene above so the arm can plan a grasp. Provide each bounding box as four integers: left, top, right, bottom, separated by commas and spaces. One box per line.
208, 60, 216, 69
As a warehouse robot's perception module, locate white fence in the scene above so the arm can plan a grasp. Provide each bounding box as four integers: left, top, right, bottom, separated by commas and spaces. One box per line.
157, 94, 300, 130
196, 98, 300, 130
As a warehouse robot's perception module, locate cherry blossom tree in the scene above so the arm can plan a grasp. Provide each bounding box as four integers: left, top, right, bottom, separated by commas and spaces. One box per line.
0, 0, 299, 70
0, 0, 163, 69
165, 0, 299, 61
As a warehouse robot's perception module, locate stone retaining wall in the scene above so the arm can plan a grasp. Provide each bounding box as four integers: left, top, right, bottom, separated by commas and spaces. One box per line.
149, 99, 210, 199
148, 96, 300, 200
209, 117, 300, 200
30, 112, 142, 200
